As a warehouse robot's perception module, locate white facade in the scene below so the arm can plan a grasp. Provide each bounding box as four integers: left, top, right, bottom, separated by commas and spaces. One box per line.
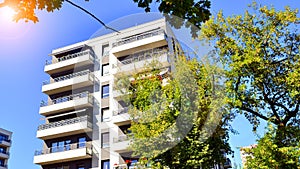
35, 18, 176, 169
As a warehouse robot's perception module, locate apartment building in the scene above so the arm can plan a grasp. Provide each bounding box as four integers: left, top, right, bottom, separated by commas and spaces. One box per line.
34, 18, 175, 169
0, 128, 12, 169
240, 144, 257, 168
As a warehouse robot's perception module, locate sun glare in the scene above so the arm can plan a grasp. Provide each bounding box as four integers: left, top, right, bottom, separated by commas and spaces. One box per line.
0, 6, 15, 21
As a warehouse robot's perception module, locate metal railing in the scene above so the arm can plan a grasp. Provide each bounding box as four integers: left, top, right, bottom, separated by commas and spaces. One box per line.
112, 29, 165, 47
113, 135, 129, 143
40, 91, 91, 107
113, 107, 129, 116
0, 150, 9, 155
0, 139, 11, 143
113, 164, 128, 169
0, 164, 7, 168
37, 115, 90, 131
43, 69, 92, 85
119, 47, 168, 66
34, 141, 92, 156
45, 50, 94, 65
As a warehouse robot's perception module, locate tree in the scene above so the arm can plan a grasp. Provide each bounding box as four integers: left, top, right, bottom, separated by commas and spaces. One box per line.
200, 2, 300, 147
116, 54, 232, 168
243, 124, 300, 169
0, 0, 211, 36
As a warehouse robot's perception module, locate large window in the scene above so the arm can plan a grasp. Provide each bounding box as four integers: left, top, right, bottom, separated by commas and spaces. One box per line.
101, 108, 110, 122
78, 137, 86, 148
101, 132, 110, 148
102, 85, 109, 98
51, 140, 71, 153
102, 64, 109, 76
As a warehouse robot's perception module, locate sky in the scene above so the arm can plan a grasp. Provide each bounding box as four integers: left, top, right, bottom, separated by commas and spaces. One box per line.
0, 0, 299, 169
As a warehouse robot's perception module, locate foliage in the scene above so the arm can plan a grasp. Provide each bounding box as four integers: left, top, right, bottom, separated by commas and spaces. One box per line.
115, 55, 232, 168
200, 2, 300, 136
0, 0, 211, 36
133, 0, 211, 37
243, 124, 300, 169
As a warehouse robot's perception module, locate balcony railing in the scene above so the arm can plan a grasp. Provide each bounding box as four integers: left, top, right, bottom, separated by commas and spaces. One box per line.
42, 69, 92, 85
40, 91, 91, 107
113, 164, 128, 169
118, 47, 168, 66
34, 141, 92, 156
113, 135, 129, 143
112, 29, 165, 47
0, 139, 11, 143
45, 50, 94, 65
37, 115, 90, 131
0, 164, 7, 168
0, 150, 9, 156
113, 107, 129, 116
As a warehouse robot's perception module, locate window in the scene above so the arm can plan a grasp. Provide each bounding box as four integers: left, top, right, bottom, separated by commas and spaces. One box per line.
102, 64, 109, 76
101, 160, 110, 169
101, 132, 109, 148
65, 140, 71, 150
51, 142, 58, 153
102, 44, 109, 56
0, 147, 6, 154
0, 159, 4, 167
51, 140, 71, 153
77, 164, 85, 169
78, 137, 86, 148
55, 166, 69, 169
102, 85, 109, 98
58, 141, 65, 152
101, 108, 110, 122
0, 134, 8, 142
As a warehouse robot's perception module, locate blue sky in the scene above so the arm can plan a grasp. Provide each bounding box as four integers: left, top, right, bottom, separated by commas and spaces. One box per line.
0, 0, 299, 168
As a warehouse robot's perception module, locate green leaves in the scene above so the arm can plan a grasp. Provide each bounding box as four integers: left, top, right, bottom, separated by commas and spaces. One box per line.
1, 0, 211, 36
120, 53, 232, 168
244, 125, 300, 169
201, 2, 300, 130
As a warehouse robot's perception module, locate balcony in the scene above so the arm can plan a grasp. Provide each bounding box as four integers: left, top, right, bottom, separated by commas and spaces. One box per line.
36, 115, 92, 140
111, 29, 167, 56
0, 151, 9, 159
114, 47, 169, 74
45, 50, 94, 75
42, 70, 97, 95
112, 107, 130, 124
112, 135, 130, 153
0, 164, 7, 169
34, 142, 92, 165
39, 91, 94, 116
0, 139, 11, 147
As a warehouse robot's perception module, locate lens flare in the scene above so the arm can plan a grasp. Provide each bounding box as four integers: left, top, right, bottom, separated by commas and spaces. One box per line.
0, 6, 15, 21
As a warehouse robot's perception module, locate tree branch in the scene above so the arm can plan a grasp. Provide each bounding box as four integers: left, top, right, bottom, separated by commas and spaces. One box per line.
65, 0, 120, 33
282, 104, 299, 125
241, 106, 272, 123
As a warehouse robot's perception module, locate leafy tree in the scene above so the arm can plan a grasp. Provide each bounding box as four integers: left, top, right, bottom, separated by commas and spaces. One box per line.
243, 124, 300, 169
200, 2, 300, 147
116, 55, 232, 168
0, 0, 211, 36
